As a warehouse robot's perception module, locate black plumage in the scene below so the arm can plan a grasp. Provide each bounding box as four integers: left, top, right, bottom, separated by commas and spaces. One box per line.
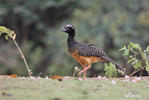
62, 24, 125, 77
78, 43, 107, 57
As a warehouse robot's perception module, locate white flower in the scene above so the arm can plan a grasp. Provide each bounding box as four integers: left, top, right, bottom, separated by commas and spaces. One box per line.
74, 67, 78, 70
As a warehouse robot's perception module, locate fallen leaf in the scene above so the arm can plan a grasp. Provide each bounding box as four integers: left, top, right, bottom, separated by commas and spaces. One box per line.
102, 76, 107, 79
132, 77, 141, 83
58, 79, 62, 81
2, 92, 13, 97
97, 75, 102, 79
0, 74, 17, 78
45, 76, 48, 80
125, 75, 130, 79
84, 77, 88, 80
30, 76, 36, 79
123, 79, 130, 82
9, 74, 17, 78
63, 76, 70, 79
132, 79, 137, 83
51, 76, 62, 81
110, 80, 116, 85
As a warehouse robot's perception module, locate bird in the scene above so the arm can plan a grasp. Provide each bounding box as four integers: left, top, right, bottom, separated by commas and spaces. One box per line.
62, 24, 125, 78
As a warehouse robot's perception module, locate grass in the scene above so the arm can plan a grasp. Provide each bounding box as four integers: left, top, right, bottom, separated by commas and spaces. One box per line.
0, 77, 149, 100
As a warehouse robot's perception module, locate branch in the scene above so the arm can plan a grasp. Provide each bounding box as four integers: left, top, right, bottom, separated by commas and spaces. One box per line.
129, 66, 145, 77
13, 39, 32, 76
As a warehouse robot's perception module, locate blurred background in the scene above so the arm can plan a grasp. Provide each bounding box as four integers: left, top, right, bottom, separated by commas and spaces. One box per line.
0, 0, 149, 77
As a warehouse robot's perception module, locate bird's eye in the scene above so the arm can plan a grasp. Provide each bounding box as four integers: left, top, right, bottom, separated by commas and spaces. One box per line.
66, 27, 70, 30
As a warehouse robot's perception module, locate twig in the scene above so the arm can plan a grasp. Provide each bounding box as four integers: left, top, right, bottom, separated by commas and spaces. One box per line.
13, 39, 32, 76
73, 70, 77, 78
129, 66, 145, 77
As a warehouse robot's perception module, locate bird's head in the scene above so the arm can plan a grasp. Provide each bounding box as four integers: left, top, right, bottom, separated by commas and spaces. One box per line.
62, 24, 75, 35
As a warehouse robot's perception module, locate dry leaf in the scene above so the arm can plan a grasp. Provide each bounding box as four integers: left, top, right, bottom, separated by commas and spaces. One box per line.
132, 77, 141, 83
63, 76, 71, 79
110, 80, 116, 85
125, 75, 130, 79
45, 76, 48, 80
2, 92, 13, 96
51, 75, 62, 81
9, 74, 17, 78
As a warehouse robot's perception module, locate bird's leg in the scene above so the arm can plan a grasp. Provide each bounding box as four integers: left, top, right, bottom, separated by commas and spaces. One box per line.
75, 63, 85, 78
83, 70, 87, 79
79, 66, 90, 75
76, 68, 85, 78
78, 64, 91, 78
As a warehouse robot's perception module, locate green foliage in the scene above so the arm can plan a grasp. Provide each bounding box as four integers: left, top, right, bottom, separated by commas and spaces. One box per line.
0, 26, 31, 76
0, 0, 149, 76
0, 26, 16, 40
104, 63, 118, 77
146, 62, 149, 73
120, 42, 149, 75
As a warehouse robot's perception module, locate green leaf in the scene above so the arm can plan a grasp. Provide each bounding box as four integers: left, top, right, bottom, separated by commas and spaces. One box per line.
5, 35, 9, 40
128, 43, 133, 52
124, 49, 129, 56
0, 26, 16, 40
146, 61, 149, 73
129, 42, 140, 49
119, 46, 126, 51
131, 60, 137, 65
128, 58, 135, 63
129, 55, 133, 58
104, 63, 118, 77
133, 61, 142, 70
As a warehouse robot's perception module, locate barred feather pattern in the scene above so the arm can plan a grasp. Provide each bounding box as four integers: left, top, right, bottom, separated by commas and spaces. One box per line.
102, 56, 125, 73
77, 44, 125, 74
64, 23, 125, 76
78, 44, 107, 57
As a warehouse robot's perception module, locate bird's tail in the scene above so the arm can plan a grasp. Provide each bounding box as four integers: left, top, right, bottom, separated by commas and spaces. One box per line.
102, 56, 125, 76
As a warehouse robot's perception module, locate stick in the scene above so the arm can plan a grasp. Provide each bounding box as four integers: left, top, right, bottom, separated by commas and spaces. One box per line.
13, 39, 32, 76
129, 66, 145, 77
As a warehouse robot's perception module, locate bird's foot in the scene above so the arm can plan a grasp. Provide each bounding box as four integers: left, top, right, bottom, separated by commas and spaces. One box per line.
78, 70, 84, 75
76, 70, 85, 78
76, 67, 90, 79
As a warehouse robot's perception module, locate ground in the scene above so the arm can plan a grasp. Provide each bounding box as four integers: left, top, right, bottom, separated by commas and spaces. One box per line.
0, 76, 149, 100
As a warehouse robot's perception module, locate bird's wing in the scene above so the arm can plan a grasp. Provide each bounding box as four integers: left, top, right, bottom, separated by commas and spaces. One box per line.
77, 43, 107, 57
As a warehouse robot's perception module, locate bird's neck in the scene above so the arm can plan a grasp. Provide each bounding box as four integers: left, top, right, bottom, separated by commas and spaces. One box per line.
67, 32, 77, 50
67, 34, 74, 41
